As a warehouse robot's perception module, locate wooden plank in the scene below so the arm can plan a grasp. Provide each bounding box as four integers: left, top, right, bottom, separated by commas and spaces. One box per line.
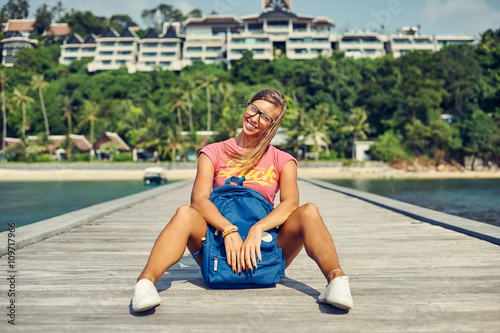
1, 180, 499, 332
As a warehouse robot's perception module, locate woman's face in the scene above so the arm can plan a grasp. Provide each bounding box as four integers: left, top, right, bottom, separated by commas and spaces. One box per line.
241, 100, 282, 138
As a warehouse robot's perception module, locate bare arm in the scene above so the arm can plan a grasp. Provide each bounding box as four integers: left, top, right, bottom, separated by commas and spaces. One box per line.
190, 153, 234, 232
240, 160, 299, 269
190, 153, 243, 273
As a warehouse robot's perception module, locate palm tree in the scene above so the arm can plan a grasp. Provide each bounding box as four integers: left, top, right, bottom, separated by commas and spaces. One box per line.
12, 85, 34, 138
60, 95, 73, 134
197, 74, 217, 132
287, 104, 336, 162
77, 100, 101, 162
1, 71, 6, 162
31, 75, 50, 135
168, 88, 186, 132
341, 107, 371, 160
180, 73, 198, 133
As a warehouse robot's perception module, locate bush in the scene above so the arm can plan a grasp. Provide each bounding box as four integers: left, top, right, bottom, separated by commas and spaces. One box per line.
369, 131, 408, 162
113, 152, 133, 162
35, 154, 54, 162
72, 152, 90, 162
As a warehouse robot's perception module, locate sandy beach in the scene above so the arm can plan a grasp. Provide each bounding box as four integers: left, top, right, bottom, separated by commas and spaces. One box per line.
0, 166, 499, 181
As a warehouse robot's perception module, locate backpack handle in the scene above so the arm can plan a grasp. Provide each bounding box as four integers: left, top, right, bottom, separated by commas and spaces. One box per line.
225, 176, 245, 186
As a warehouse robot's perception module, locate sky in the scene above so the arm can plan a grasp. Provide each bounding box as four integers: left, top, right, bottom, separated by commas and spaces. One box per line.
27, 0, 500, 38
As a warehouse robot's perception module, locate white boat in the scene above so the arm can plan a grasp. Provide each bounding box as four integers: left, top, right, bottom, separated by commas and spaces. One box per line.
143, 167, 167, 185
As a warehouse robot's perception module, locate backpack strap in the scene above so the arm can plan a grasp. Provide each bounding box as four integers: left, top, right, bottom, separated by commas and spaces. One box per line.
225, 176, 246, 186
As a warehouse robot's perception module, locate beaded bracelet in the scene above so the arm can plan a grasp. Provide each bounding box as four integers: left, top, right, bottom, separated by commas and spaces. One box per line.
327, 268, 343, 279
222, 226, 238, 238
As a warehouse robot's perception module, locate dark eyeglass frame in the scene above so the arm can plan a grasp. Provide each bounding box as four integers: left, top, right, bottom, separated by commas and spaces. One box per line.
246, 103, 276, 126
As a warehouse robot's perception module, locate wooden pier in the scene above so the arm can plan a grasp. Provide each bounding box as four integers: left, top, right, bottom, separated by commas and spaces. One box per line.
1, 179, 500, 332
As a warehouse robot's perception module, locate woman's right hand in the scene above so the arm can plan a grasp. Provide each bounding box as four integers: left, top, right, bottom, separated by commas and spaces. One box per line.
224, 232, 243, 274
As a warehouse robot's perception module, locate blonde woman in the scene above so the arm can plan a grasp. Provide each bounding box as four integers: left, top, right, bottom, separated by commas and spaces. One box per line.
132, 88, 353, 312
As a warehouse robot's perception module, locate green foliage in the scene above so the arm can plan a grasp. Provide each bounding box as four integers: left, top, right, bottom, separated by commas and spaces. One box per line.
462, 109, 500, 158
113, 152, 132, 162
72, 152, 90, 162
34, 153, 53, 162
2, 0, 29, 19
33, 3, 52, 35
2, 22, 500, 165
369, 131, 407, 163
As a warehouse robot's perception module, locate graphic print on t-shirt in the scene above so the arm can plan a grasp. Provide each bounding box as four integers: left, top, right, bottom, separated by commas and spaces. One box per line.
217, 160, 277, 187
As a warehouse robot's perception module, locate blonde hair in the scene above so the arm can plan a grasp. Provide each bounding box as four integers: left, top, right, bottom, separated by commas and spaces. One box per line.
225, 88, 287, 171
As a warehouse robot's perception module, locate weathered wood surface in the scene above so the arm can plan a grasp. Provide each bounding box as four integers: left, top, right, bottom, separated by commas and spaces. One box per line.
1, 180, 499, 332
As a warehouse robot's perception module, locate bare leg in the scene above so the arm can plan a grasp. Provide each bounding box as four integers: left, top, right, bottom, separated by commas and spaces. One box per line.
137, 205, 207, 284
277, 203, 344, 283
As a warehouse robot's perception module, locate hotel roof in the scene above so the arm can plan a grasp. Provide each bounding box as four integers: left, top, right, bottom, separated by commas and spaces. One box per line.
46, 23, 71, 37
184, 15, 241, 27
4, 19, 34, 32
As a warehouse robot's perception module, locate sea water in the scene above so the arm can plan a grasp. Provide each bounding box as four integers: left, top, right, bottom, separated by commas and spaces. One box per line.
322, 178, 500, 227
0, 180, 156, 232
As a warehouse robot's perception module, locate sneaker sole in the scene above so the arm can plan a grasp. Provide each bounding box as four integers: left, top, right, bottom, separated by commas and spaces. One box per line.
133, 299, 161, 312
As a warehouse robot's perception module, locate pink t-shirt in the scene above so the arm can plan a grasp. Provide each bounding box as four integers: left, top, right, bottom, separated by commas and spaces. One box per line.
199, 138, 297, 206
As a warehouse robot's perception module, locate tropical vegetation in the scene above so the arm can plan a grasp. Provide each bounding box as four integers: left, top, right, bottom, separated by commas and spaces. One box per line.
0, 2, 499, 168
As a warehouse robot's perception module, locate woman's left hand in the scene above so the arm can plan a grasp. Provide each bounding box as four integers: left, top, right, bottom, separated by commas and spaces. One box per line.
240, 225, 263, 271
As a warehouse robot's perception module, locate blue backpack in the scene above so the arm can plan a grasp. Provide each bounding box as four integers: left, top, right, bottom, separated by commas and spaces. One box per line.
194, 176, 286, 289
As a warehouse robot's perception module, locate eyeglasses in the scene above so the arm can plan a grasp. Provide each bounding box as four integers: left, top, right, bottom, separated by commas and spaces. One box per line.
245, 103, 276, 127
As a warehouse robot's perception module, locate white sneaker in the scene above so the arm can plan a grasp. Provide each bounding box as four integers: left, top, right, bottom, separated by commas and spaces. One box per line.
132, 279, 161, 312
318, 275, 353, 310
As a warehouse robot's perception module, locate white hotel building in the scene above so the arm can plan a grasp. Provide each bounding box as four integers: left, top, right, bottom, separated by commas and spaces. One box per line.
59, 0, 475, 73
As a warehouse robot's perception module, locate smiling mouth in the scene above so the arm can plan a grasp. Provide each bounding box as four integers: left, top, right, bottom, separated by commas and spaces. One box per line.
246, 120, 257, 130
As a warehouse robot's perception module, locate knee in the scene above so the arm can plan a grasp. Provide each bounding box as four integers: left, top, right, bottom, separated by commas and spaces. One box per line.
298, 202, 320, 217
175, 205, 199, 220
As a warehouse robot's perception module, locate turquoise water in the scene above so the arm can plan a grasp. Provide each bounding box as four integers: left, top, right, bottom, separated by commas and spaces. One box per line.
0, 180, 157, 232
322, 178, 500, 227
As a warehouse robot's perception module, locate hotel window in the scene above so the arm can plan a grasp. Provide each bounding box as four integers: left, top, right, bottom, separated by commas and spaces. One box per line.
99, 51, 113, 55
294, 49, 308, 54
117, 51, 132, 55
253, 49, 265, 55
160, 61, 171, 66
187, 47, 202, 53
363, 39, 380, 44
232, 39, 244, 44
257, 39, 269, 44
415, 39, 431, 44
289, 38, 303, 43
342, 38, 359, 44
303, 37, 313, 43
64, 57, 76, 61
230, 49, 245, 55
102, 60, 111, 65
118, 41, 133, 46
314, 38, 328, 43
116, 60, 126, 65
146, 62, 156, 67
267, 20, 288, 29
245, 38, 257, 45
83, 48, 96, 52
161, 43, 177, 48
364, 49, 376, 54
311, 49, 324, 55
394, 39, 411, 44
206, 47, 221, 52
143, 52, 157, 57
101, 42, 115, 47
161, 52, 176, 57
248, 23, 263, 33
293, 23, 307, 32
143, 43, 158, 48
65, 48, 79, 53
212, 27, 227, 36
